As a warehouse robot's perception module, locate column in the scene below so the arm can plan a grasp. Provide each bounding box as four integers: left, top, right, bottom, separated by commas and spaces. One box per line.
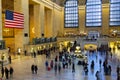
60, 7, 64, 36
40, 4, 44, 36
45, 9, 53, 37
79, 6, 86, 33
14, 0, 29, 52
102, 4, 109, 35
0, 0, 2, 40
22, 0, 29, 45
52, 6, 63, 37
34, 4, 41, 37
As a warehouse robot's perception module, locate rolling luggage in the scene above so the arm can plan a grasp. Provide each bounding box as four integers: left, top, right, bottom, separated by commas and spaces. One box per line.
48, 67, 51, 71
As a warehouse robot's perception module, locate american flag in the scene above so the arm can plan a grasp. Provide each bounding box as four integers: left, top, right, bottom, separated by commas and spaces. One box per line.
5, 10, 24, 28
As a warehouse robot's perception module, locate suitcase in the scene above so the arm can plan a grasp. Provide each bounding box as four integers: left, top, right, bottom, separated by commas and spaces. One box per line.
48, 67, 51, 71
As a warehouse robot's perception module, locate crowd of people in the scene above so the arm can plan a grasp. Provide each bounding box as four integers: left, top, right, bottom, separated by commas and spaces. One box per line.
1, 66, 14, 80
1, 44, 120, 80
41, 47, 120, 80
44, 54, 76, 75
29, 45, 120, 80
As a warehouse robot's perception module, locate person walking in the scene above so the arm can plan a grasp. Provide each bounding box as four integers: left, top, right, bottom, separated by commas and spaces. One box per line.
8, 55, 12, 64
31, 64, 35, 74
99, 59, 102, 67
117, 66, 119, 75
9, 66, 14, 78
33, 51, 36, 58
1, 67, 4, 78
108, 65, 111, 75
58, 62, 61, 74
84, 66, 88, 75
24, 50, 27, 56
95, 71, 100, 80
34, 65, 38, 74
5, 67, 9, 79
96, 71, 102, 80
54, 62, 57, 75
45, 60, 49, 70
91, 60, 94, 69
68, 58, 71, 66
55, 56, 58, 62
50, 60, 54, 69
72, 62, 75, 73
117, 66, 119, 80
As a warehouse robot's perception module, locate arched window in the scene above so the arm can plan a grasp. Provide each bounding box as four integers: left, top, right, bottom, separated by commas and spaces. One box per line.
86, 0, 102, 27
64, 0, 79, 28
110, 0, 120, 26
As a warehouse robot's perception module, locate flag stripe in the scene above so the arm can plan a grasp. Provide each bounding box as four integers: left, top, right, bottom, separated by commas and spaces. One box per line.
14, 14, 24, 17
5, 10, 24, 28
5, 24, 24, 27
5, 22, 23, 25
5, 24, 23, 26
5, 20, 24, 24
5, 25, 24, 27
14, 16, 24, 19
5, 25, 23, 28
14, 12, 24, 15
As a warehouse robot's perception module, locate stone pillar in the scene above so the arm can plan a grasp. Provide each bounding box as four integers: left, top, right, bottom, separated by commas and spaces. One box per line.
45, 9, 53, 37
60, 7, 64, 36
0, 0, 2, 40
52, 7, 55, 36
40, 4, 44, 36
52, 5, 63, 37
29, 5, 34, 42
22, 0, 29, 45
34, 4, 41, 38
14, 0, 29, 53
102, 4, 109, 35
79, 6, 85, 33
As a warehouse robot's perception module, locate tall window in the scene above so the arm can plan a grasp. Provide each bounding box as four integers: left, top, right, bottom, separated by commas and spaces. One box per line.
86, 0, 102, 27
110, 0, 120, 26
64, 0, 79, 28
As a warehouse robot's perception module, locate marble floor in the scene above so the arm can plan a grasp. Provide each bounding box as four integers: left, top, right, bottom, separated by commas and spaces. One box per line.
1, 50, 120, 80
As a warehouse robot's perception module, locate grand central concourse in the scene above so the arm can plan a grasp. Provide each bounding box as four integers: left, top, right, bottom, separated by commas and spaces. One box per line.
0, 0, 120, 80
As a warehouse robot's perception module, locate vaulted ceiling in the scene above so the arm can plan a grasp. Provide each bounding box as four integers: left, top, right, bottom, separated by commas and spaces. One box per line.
51, 0, 109, 6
